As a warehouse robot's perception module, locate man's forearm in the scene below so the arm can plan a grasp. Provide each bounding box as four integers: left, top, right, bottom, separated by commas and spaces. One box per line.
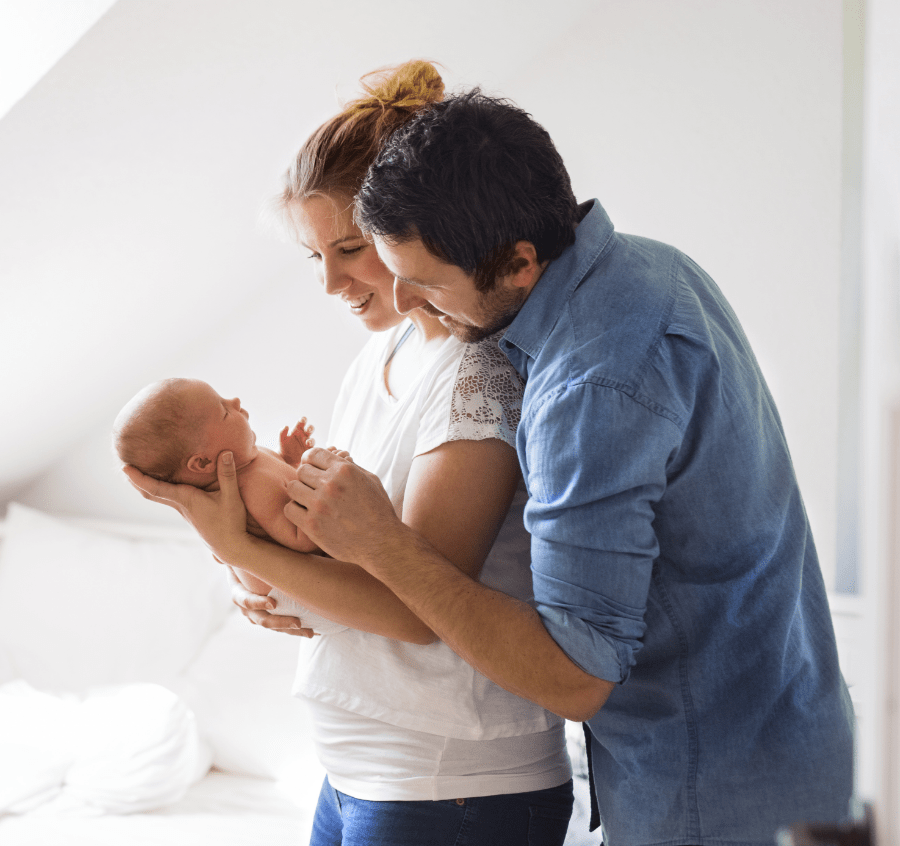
222, 534, 438, 644
367, 524, 614, 721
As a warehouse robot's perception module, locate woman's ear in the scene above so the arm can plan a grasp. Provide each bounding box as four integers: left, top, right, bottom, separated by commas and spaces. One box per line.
186, 453, 214, 474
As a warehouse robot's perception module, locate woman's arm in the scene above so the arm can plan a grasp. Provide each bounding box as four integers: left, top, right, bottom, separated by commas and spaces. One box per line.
125, 438, 521, 645
224, 437, 521, 643
284, 448, 614, 721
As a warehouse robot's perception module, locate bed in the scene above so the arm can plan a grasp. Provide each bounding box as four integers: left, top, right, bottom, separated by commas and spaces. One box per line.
0, 502, 321, 844
0, 502, 595, 844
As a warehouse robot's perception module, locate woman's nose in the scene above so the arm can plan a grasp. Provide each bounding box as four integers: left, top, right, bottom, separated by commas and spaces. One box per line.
321, 259, 350, 296
393, 278, 427, 315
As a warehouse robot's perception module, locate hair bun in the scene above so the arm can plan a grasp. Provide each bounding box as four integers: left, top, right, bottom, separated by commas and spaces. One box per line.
352, 59, 445, 116
275, 59, 445, 214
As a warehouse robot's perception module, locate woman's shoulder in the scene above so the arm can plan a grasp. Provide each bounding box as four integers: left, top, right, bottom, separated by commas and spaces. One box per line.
454, 332, 525, 396
446, 332, 525, 448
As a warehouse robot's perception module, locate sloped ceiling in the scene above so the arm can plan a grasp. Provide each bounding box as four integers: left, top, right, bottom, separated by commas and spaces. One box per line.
0, 0, 117, 120
0, 0, 597, 500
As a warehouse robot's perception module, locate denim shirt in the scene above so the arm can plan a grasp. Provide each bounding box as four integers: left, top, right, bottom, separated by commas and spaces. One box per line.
499, 200, 854, 846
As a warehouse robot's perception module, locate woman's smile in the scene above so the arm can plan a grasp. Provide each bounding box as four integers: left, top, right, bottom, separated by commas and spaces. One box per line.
346, 293, 373, 313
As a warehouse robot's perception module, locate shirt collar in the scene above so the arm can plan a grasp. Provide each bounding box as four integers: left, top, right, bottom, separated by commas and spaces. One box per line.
500, 199, 616, 376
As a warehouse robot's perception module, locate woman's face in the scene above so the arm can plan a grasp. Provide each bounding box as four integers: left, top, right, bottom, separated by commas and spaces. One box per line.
292, 194, 403, 333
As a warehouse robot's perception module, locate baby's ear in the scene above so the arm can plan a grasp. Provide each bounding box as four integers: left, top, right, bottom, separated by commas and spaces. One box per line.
186, 453, 214, 474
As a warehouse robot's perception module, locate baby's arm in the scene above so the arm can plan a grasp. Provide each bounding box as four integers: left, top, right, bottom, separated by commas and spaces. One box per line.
242, 472, 317, 554
252, 502, 317, 553
279, 418, 315, 468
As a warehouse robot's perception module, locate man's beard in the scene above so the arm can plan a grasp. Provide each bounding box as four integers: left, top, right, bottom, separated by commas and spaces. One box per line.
419, 285, 527, 344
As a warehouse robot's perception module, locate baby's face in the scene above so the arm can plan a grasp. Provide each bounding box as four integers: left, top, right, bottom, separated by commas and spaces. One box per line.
182, 380, 259, 468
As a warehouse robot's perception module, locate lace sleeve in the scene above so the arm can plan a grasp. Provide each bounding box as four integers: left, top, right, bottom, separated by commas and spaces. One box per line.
448, 334, 525, 449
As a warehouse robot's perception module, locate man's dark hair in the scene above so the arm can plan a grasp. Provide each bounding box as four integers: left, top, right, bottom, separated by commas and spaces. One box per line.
355, 89, 579, 292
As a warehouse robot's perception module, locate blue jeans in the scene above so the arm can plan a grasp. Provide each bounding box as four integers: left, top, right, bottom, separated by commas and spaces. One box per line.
309, 777, 574, 846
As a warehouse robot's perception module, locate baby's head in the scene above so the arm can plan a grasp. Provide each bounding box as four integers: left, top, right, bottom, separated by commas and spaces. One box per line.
114, 378, 258, 485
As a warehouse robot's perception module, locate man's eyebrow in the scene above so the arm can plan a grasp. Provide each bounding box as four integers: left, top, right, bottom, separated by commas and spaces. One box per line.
395, 275, 428, 287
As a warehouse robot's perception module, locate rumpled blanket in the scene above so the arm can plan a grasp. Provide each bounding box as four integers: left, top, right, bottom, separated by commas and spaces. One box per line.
0, 681, 210, 816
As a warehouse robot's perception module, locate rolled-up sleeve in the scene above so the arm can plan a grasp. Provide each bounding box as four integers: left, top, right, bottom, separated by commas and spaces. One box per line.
522, 380, 682, 683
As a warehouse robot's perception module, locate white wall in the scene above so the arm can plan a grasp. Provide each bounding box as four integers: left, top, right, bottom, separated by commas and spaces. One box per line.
857, 0, 900, 831
11, 0, 846, 594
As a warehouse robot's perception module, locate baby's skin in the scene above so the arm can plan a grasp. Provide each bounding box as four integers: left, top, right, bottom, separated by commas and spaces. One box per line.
116, 379, 318, 597
231, 423, 317, 539
190, 394, 318, 595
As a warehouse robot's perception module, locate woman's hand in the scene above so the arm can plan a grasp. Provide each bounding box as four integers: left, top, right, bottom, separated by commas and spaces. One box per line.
122, 450, 251, 564
279, 418, 315, 468
225, 566, 316, 638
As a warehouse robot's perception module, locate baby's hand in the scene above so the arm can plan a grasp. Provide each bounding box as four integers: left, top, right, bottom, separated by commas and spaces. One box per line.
326, 447, 353, 462
279, 418, 315, 468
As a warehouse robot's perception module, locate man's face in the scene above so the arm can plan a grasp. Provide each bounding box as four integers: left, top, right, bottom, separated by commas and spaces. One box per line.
374, 236, 528, 344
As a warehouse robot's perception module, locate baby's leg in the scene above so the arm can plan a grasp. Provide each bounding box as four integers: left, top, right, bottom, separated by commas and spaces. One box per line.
231, 566, 346, 634
233, 568, 273, 596
267, 588, 348, 636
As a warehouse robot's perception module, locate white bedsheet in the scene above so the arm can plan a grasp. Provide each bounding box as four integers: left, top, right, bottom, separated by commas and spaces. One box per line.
0, 681, 210, 815
0, 771, 312, 846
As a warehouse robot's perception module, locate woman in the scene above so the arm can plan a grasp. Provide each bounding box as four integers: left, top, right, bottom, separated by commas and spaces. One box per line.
126, 60, 573, 846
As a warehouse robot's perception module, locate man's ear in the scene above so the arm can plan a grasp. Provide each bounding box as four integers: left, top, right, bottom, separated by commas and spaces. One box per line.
186, 453, 214, 474
506, 241, 545, 289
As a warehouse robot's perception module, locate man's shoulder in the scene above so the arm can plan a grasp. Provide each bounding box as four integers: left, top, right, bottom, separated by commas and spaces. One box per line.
578, 231, 681, 309
536, 236, 681, 383
523, 238, 729, 428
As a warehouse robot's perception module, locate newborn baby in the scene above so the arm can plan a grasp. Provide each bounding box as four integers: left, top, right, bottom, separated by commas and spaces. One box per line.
114, 378, 345, 634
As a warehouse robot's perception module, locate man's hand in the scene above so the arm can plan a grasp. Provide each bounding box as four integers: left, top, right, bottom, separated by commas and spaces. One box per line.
279, 418, 315, 468
225, 567, 316, 638
283, 447, 407, 567
123, 451, 250, 564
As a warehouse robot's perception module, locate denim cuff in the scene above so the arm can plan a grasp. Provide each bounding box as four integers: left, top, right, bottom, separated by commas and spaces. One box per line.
536, 603, 633, 684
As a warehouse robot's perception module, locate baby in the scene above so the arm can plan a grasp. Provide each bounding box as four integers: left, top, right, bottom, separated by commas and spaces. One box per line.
114, 377, 346, 634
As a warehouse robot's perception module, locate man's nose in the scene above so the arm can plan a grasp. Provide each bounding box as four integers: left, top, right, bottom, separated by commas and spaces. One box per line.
393, 278, 427, 315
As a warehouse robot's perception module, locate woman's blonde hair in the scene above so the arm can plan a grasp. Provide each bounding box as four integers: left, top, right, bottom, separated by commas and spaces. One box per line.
275, 60, 444, 231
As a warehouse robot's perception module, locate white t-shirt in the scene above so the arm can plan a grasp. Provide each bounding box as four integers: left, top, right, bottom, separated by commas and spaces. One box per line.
295, 320, 570, 800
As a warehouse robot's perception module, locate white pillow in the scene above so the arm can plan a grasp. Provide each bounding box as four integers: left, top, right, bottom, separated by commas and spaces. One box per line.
0, 680, 211, 815
0, 503, 233, 694
0, 681, 76, 813
174, 608, 323, 795
66, 683, 211, 813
